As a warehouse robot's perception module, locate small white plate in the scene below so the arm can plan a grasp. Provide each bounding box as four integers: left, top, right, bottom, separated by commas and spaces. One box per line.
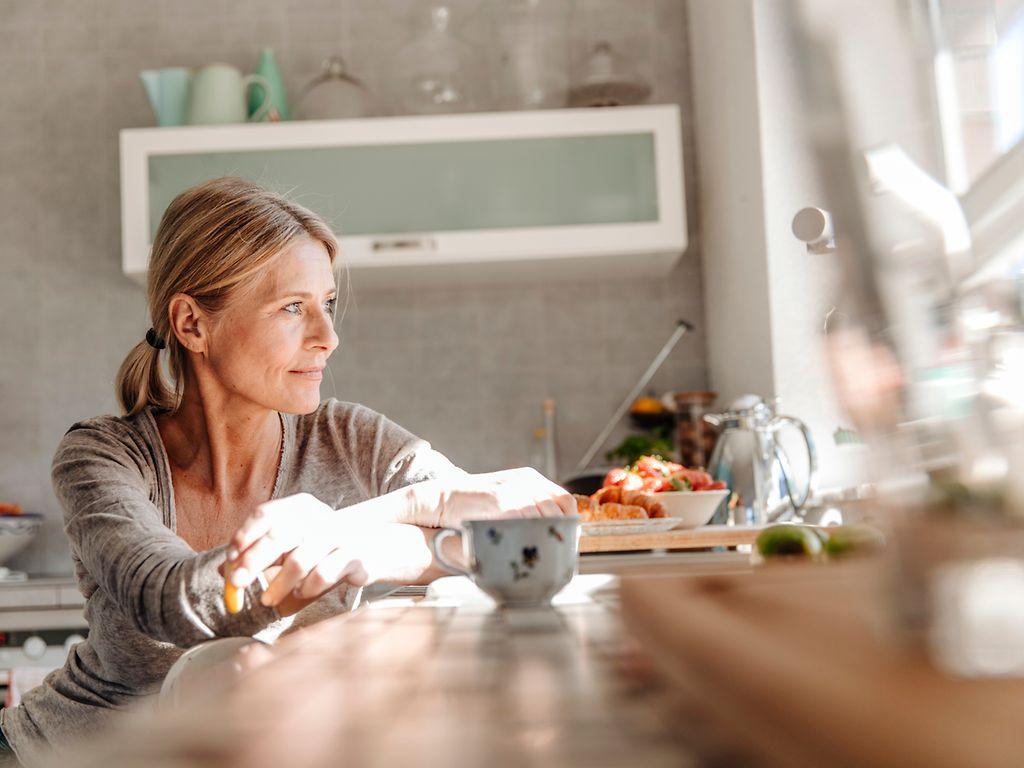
581, 518, 683, 537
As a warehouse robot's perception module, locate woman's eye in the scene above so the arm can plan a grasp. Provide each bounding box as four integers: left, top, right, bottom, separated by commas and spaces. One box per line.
325, 297, 338, 315
283, 302, 302, 315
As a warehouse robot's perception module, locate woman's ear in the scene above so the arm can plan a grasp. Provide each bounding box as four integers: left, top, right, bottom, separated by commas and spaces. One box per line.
167, 294, 208, 355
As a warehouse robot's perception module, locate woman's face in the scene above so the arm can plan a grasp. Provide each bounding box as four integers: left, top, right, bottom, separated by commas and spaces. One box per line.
202, 238, 339, 414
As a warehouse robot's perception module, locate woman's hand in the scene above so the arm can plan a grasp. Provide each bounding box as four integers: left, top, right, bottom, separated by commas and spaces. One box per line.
406, 466, 577, 528
225, 493, 364, 611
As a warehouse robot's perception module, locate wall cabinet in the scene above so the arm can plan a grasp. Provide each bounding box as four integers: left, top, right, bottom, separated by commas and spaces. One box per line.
120, 105, 686, 286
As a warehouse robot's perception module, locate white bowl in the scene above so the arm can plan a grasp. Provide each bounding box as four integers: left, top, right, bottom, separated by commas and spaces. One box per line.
653, 490, 729, 528
0, 514, 41, 566
160, 637, 270, 709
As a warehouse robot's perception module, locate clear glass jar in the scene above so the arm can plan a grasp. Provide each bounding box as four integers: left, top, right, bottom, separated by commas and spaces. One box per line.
389, 4, 490, 115
672, 391, 719, 469
489, 0, 570, 110
295, 56, 374, 120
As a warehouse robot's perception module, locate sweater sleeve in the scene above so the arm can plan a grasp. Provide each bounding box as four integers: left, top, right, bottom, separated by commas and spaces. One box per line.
321, 399, 467, 499
51, 422, 281, 648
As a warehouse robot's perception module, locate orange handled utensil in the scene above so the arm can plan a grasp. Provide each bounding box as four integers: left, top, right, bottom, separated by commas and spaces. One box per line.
224, 562, 244, 614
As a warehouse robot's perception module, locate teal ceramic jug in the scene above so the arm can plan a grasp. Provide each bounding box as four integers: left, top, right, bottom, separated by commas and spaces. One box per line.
139, 68, 190, 126
249, 48, 289, 121
186, 63, 271, 125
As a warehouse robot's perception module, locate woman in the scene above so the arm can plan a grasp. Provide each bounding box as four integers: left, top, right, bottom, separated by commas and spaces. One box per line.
0, 177, 574, 767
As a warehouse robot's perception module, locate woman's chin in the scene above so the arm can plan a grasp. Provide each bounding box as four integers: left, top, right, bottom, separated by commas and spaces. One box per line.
279, 386, 322, 415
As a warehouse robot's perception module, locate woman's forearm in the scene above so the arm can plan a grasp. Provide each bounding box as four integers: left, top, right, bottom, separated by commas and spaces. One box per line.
270, 523, 461, 617
337, 522, 463, 587
338, 480, 440, 527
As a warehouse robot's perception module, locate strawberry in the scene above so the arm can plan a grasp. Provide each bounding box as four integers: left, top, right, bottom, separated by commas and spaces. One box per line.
602, 468, 630, 488
622, 472, 645, 491
634, 456, 670, 478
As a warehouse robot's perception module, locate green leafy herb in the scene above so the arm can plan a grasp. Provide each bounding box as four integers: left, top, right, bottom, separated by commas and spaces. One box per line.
605, 434, 674, 467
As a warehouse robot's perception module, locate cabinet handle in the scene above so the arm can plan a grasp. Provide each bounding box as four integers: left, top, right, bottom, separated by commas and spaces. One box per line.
371, 236, 438, 252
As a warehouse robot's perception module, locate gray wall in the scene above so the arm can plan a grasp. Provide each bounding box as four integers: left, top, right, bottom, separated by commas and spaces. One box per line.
0, 0, 705, 575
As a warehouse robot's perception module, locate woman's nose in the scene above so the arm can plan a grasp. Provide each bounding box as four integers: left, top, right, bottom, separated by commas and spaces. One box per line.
310, 308, 339, 353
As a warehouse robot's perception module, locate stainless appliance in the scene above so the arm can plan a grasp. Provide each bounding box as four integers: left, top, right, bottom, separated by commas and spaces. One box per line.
0, 577, 87, 705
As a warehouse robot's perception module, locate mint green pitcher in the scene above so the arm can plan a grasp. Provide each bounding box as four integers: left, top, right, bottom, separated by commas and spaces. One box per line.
186, 63, 271, 125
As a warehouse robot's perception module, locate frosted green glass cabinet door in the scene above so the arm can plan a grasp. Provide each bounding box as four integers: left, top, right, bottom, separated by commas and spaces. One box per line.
147, 134, 659, 239
121, 105, 685, 286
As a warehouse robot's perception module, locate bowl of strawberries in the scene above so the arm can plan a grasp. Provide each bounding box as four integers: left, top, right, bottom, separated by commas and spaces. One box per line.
602, 455, 729, 529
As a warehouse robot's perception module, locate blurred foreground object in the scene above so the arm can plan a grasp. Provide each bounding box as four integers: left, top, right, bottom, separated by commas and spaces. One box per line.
791, 0, 1024, 678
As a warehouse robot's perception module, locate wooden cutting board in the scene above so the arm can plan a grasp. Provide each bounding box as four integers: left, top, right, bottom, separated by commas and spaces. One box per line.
579, 523, 761, 553
619, 562, 1024, 768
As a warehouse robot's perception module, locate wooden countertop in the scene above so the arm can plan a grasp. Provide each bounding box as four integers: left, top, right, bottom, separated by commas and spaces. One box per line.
50, 564, 729, 768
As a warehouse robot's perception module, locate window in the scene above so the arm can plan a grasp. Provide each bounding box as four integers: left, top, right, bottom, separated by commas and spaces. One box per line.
928, 0, 1024, 283
931, 0, 1024, 190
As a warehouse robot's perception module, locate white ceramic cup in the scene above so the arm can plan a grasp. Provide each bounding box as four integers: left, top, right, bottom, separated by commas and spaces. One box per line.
432, 516, 581, 608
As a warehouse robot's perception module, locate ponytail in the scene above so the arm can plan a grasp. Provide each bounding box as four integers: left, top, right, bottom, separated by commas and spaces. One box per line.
115, 339, 179, 417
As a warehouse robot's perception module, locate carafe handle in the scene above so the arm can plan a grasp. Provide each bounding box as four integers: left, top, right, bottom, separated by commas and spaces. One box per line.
770, 415, 818, 512
242, 73, 273, 122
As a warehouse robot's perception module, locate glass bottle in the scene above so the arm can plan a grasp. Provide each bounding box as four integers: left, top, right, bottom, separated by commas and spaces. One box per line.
490, 0, 570, 110
389, 5, 490, 115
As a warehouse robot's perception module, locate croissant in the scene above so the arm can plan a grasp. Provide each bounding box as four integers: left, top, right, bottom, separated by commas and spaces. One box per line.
591, 487, 667, 518
587, 502, 647, 521
573, 494, 598, 517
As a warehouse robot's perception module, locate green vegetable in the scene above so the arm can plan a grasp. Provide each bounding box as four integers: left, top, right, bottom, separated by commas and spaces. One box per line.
670, 476, 692, 491
823, 524, 885, 558
605, 433, 674, 466
754, 525, 825, 561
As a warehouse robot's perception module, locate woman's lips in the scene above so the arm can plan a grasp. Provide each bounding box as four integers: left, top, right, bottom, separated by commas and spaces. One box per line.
290, 368, 324, 381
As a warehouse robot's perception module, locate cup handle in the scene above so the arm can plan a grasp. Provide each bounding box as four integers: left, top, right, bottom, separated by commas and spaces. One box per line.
242, 73, 273, 122
432, 528, 472, 577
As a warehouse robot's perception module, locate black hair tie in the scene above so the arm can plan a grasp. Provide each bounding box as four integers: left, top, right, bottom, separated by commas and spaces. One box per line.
145, 328, 166, 350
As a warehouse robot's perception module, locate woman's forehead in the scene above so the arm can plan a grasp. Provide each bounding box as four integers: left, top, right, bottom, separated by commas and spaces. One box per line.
254, 239, 336, 298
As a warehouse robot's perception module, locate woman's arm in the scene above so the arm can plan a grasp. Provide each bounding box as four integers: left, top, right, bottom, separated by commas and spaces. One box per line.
264, 523, 461, 616
228, 467, 576, 611
53, 423, 281, 647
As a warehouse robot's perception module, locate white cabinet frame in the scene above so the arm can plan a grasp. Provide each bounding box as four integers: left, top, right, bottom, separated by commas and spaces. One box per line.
120, 105, 686, 286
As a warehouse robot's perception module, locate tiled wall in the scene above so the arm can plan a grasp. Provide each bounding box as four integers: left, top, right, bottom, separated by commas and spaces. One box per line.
0, 0, 705, 575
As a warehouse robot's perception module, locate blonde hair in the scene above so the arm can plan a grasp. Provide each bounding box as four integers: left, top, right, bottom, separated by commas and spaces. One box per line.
116, 176, 339, 417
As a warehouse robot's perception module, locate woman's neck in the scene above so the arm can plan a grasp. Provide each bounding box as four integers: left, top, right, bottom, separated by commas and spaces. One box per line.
156, 382, 282, 503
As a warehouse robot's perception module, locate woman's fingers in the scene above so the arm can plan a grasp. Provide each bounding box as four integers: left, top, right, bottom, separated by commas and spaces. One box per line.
535, 497, 564, 517
514, 471, 575, 518
260, 538, 339, 606
293, 548, 365, 600
433, 467, 582, 525
230, 531, 301, 589
227, 503, 275, 560
226, 494, 338, 589
228, 493, 324, 560
552, 490, 577, 517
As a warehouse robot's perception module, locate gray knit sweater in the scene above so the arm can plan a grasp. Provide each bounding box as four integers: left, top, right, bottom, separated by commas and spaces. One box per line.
1, 399, 461, 766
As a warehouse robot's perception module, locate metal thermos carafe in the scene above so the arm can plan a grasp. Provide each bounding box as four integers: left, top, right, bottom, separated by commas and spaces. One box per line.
705, 396, 818, 526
